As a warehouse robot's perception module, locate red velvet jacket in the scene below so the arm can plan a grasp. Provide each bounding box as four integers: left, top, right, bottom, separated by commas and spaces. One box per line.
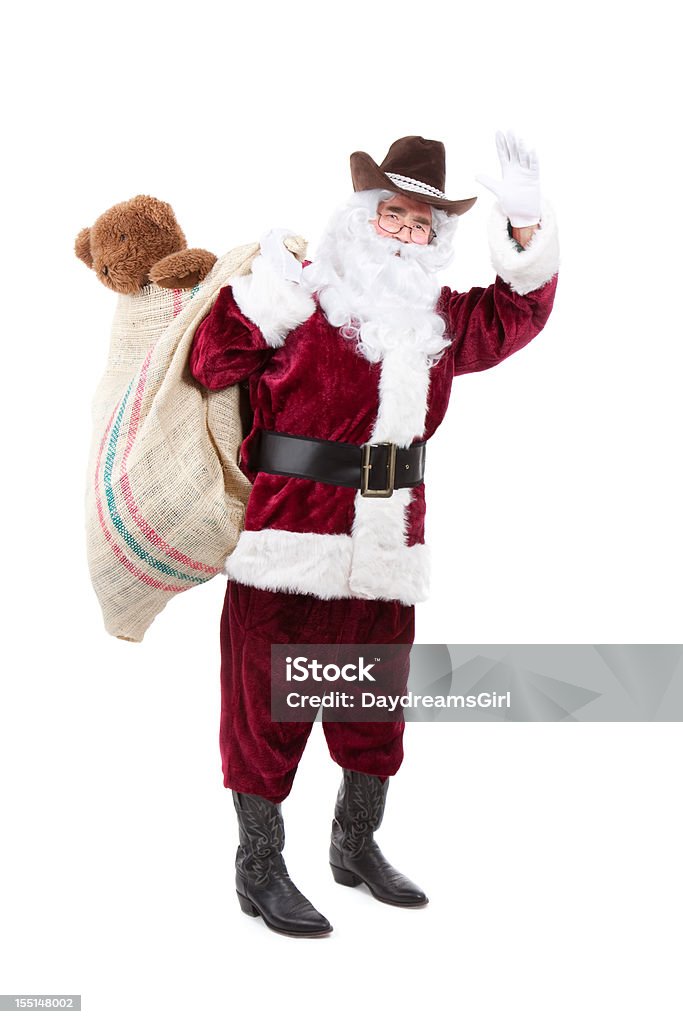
189, 202, 559, 605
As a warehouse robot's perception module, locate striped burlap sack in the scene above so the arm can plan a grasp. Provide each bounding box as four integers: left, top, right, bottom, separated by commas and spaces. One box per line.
85, 238, 306, 642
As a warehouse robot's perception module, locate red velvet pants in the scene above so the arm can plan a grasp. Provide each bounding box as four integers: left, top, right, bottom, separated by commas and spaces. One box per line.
219, 580, 415, 803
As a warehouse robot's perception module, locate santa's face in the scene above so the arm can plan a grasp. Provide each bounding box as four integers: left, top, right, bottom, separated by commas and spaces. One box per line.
301, 189, 457, 367
372, 195, 434, 246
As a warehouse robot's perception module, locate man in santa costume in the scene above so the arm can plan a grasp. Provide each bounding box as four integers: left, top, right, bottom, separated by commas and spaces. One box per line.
189, 132, 559, 937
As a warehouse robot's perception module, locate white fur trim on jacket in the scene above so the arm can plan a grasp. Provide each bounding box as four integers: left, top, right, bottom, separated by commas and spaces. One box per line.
224, 524, 430, 605
488, 199, 559, 296
349, 488, 431, 604
225, 529, 354, 600
230, 254, 316, 347
346, 336, 433, 603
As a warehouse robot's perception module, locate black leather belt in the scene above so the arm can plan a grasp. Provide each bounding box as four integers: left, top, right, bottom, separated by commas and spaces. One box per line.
249, 429, 426, 498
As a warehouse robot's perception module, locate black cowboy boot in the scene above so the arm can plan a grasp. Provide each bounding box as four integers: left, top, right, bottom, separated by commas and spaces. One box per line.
329, 769, 428, 907
233, 791, 333, 937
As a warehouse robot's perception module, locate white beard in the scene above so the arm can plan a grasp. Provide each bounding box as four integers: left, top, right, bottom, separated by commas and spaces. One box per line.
301, 190, 458, 370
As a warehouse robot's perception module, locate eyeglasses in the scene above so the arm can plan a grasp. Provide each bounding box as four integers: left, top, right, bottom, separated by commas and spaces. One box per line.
376, 211, 436, 245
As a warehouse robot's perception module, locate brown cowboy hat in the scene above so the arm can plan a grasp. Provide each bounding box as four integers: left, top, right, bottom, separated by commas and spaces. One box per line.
350, 135, 477, 215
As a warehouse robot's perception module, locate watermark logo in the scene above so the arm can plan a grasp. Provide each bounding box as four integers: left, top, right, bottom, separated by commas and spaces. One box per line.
285, 655, 378, 683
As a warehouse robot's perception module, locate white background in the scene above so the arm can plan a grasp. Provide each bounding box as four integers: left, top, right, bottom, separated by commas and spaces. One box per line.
1, 1, 682, 1022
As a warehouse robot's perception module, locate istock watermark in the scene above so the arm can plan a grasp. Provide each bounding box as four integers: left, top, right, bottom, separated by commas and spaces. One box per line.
270, 645, 683, 722
285, 655, 379, 683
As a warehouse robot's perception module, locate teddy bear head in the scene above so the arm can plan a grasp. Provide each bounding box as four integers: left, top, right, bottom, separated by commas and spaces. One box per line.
75, 195, 188, 295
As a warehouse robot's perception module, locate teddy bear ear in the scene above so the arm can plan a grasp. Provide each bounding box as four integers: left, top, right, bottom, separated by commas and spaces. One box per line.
75, 227, 93, 268
128, 195, 180, 234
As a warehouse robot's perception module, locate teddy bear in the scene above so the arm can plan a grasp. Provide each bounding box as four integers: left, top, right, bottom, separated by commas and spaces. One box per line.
74, 194, 217, 294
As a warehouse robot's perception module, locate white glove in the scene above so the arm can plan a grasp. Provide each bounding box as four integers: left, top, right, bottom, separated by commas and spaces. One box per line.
258, 227, 304, 284
475, 130, 542, 228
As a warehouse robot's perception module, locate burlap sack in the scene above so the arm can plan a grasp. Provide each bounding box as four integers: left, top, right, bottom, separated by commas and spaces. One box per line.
85, 238, 305, 642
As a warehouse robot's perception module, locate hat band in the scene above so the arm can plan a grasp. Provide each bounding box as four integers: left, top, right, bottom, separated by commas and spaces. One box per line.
385, 173, 447, 200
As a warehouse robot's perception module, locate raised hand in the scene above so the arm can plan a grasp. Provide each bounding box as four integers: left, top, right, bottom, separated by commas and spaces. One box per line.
475, 130, 542, 228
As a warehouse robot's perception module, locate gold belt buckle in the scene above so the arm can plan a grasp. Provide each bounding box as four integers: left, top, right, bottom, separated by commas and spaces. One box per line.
361, 442, 397, 497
